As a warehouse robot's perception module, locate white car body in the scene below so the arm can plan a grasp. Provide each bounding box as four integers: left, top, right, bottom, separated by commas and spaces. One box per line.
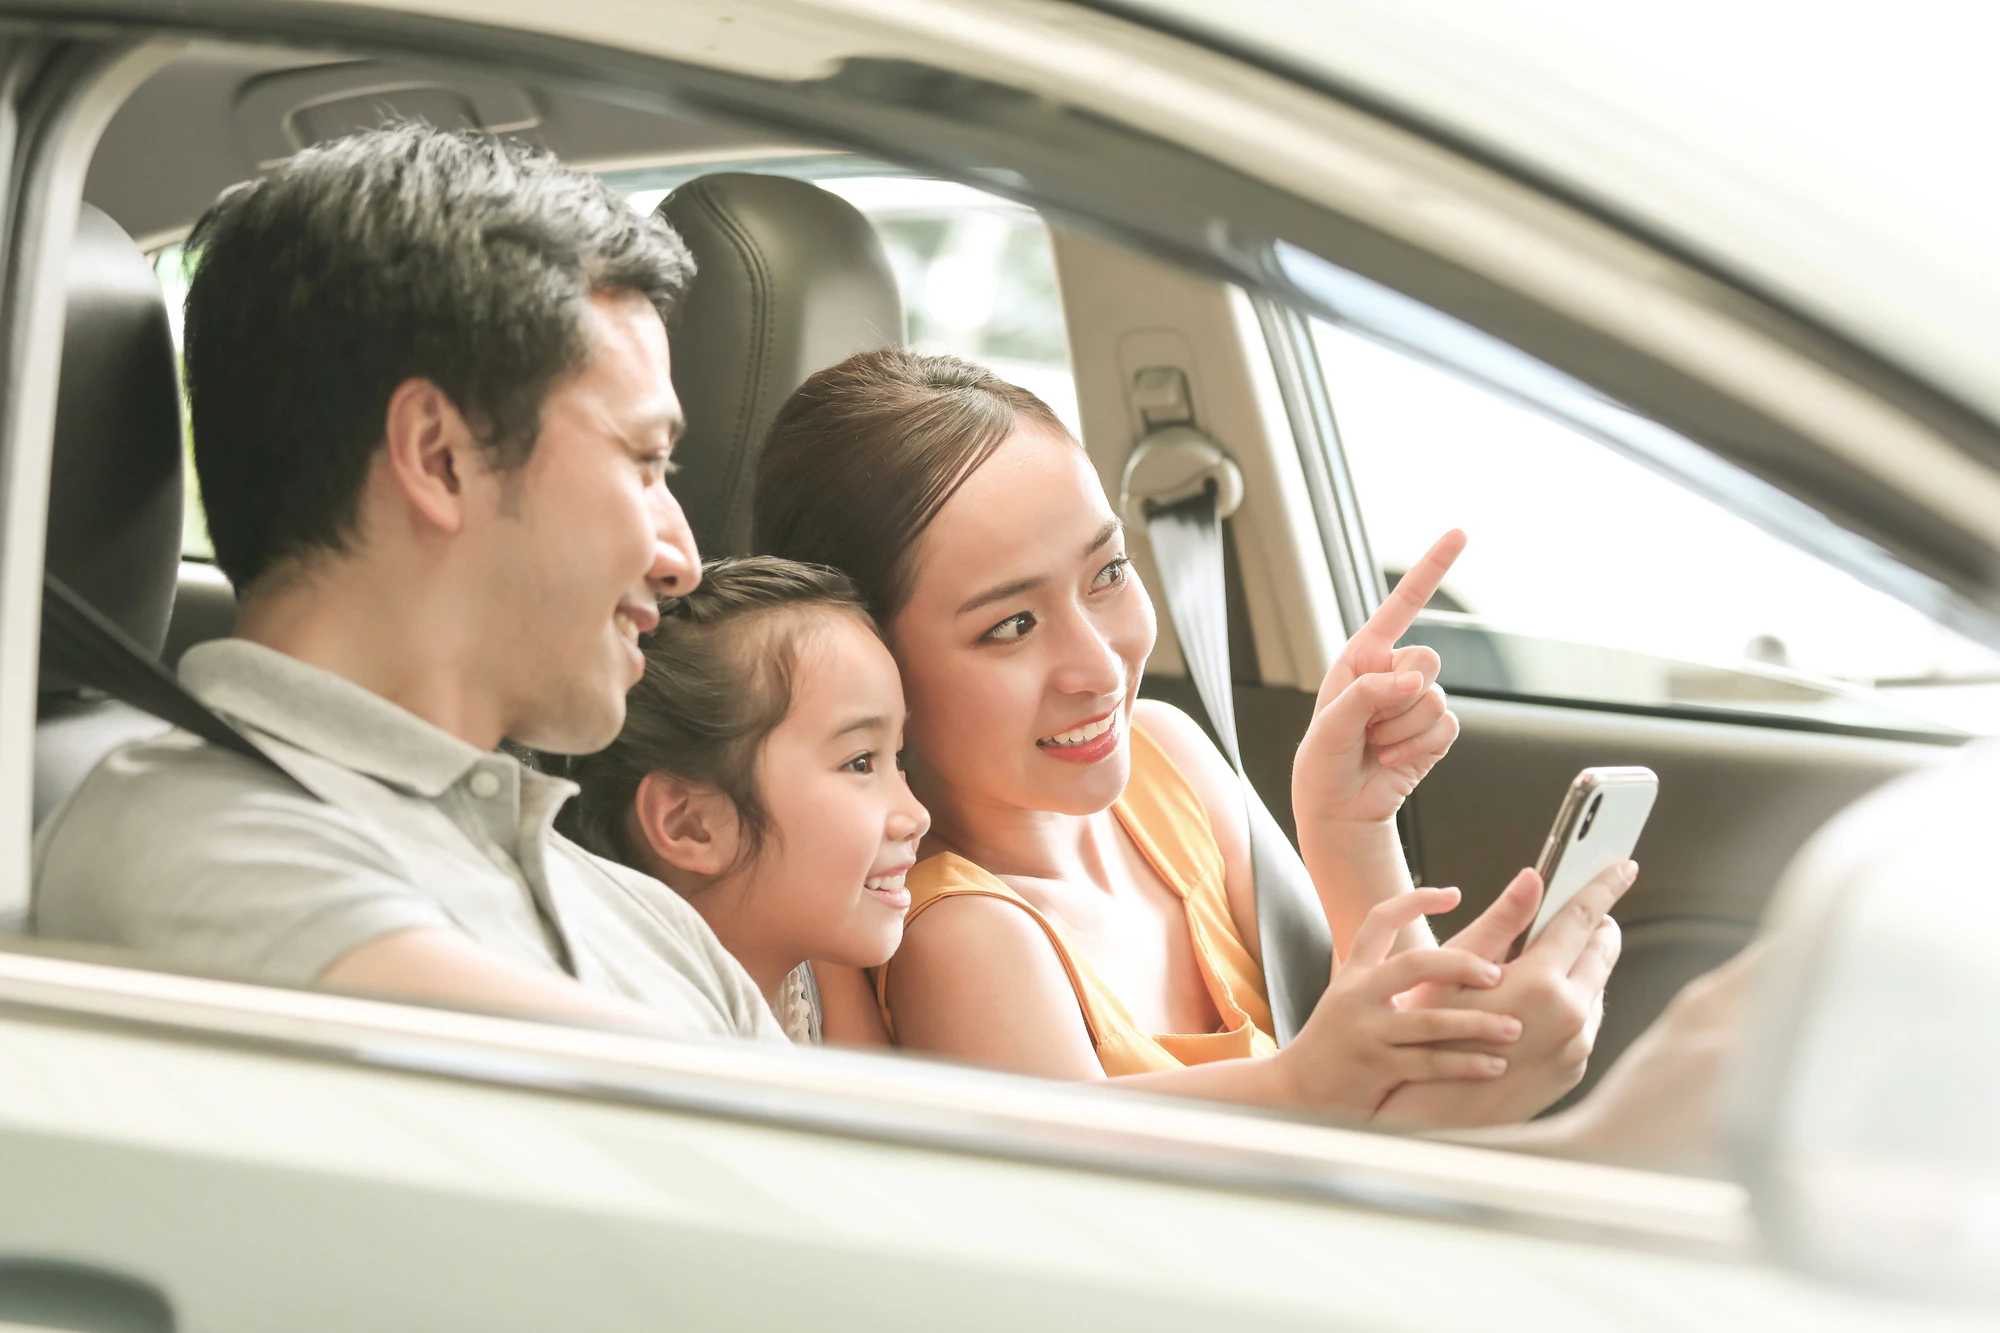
0, 1, 1993, 1327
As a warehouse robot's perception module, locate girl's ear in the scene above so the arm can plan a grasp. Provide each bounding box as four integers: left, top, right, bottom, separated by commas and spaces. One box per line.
632, 771, 744, 881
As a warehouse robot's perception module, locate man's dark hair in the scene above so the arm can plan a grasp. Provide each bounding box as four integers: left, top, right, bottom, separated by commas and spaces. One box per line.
182, 122, 696, 592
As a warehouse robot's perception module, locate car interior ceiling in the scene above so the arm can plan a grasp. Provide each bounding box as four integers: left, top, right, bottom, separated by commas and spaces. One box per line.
31, 39, 1954, 1107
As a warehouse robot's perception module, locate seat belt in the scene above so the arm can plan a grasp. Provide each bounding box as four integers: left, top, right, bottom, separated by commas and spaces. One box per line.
1125, 424, 1336, 1046
40, 570, 292, 779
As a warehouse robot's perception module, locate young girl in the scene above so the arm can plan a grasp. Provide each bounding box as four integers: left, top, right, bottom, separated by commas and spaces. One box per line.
564, 556, 927, 1044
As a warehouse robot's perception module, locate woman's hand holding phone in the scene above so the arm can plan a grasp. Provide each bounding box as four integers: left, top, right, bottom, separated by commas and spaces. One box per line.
1373, 861, 1635, 1128
1271, 886, 1526, 1119
1283, 522, 1642, 1125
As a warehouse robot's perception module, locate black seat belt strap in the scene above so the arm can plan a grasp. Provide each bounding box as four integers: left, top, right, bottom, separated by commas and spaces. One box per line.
1144, 489, 1335, 1046
41, 570, 292, 779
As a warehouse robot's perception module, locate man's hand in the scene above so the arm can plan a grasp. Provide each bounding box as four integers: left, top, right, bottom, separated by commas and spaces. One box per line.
1373, 861, 1634, 1128
1294, 530, 1466, 830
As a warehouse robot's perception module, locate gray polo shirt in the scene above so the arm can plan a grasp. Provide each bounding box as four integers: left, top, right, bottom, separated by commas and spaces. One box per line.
32, 639, 783, 1042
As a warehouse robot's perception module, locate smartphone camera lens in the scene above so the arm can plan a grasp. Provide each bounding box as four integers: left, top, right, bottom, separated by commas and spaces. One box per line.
1579, 793, 1603, 840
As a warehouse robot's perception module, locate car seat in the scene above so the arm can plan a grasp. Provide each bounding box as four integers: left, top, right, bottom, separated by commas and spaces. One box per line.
33, 204, 184, 833
653, 172, 904, 556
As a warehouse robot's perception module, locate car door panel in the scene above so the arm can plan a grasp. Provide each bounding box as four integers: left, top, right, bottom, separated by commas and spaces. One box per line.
1416, 696, 1955, 1097
5, 989, 1988, 1333
1419, 697, 1950, 932
1142, 676, 1950, 1093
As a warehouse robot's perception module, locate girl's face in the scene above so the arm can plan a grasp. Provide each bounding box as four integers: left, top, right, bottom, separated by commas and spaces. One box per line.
891, 427, 1157, 825
728, 611, 929, 971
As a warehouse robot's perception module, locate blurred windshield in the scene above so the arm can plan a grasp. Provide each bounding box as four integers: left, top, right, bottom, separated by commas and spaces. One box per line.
1105, 0, 2000, 428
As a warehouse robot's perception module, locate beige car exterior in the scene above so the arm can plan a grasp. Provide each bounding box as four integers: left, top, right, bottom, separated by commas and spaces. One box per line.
0, 2, 1995, 1327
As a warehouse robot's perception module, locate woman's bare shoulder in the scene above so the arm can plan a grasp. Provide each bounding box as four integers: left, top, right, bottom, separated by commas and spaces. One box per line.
893, 892, 1068, 1001
887, 891, 1104, 1079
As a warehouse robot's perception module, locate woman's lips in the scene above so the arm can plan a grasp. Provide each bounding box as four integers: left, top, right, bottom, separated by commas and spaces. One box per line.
1036, 711, 1120, 765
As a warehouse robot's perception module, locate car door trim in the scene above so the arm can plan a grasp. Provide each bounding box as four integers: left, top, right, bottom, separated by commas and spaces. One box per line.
0, 945, 1752, 1261
14, 0, 1990, 630
1249, 295, 1377, 639
0, 36, 181, 921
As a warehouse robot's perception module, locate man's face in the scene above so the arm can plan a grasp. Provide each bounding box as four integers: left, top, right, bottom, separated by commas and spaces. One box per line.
472, 290, 699, 752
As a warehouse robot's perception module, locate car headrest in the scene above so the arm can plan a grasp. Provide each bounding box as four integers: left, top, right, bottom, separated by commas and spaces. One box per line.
657, 173, 903, 556
41, 204, 183, 691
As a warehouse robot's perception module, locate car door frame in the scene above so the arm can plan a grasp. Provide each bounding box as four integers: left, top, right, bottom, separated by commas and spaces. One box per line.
0, 36, 181, 922
0, 0, 1991, 1310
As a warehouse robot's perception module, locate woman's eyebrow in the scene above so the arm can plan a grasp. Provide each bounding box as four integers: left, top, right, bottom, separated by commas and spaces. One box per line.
957, 575, 1042, 616
955, 522, 1121, 616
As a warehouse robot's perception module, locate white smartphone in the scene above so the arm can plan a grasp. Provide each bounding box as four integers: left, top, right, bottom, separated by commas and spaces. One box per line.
1514, 766, 1657, 956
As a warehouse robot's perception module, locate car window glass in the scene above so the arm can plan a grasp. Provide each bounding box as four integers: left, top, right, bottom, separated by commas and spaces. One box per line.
1312, 318, 2000, 737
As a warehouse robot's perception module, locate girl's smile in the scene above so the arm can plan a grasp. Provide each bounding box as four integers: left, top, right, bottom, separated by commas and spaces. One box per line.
864, 862, 916, 910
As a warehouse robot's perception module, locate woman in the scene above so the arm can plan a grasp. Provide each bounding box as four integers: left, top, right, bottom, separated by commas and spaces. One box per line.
754, 348, 1626, 1126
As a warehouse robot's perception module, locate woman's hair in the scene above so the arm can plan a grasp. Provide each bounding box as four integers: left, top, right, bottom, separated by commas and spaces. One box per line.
563, 555, 878, 872
753, 346, 1071, 623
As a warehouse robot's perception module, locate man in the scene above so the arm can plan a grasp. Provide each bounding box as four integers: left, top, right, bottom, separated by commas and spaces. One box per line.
34, 124, 782, 1041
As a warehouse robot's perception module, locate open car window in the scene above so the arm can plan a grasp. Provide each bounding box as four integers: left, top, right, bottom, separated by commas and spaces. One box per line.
1310, 317, 1999, 739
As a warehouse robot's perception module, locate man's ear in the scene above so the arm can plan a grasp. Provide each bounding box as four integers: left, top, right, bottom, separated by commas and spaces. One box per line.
631, 770, 743, 882
380, 377, 478, 535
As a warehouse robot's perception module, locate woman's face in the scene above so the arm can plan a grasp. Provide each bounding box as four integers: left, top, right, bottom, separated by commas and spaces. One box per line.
892, 426, 1157, 823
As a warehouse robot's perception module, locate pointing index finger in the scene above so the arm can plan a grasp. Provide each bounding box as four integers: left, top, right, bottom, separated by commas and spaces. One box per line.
1357, 529, 1467, 656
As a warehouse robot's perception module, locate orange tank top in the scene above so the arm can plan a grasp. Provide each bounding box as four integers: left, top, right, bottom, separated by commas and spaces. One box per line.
875, 723, 1278, 1075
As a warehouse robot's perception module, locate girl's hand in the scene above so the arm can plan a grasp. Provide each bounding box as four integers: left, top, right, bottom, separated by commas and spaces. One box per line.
1272, 886, 1524, 1119
1294, 531, 1466, 830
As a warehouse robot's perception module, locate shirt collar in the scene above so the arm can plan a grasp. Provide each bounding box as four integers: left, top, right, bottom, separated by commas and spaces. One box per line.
179, 639, 498, 799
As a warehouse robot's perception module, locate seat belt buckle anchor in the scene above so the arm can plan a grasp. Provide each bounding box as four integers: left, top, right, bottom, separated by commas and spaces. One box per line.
1120, 424, 1246, 527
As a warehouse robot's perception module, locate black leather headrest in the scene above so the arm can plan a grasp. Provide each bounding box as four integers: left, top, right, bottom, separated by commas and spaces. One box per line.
658, 174, 903, 556
41, 204, 183, 690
